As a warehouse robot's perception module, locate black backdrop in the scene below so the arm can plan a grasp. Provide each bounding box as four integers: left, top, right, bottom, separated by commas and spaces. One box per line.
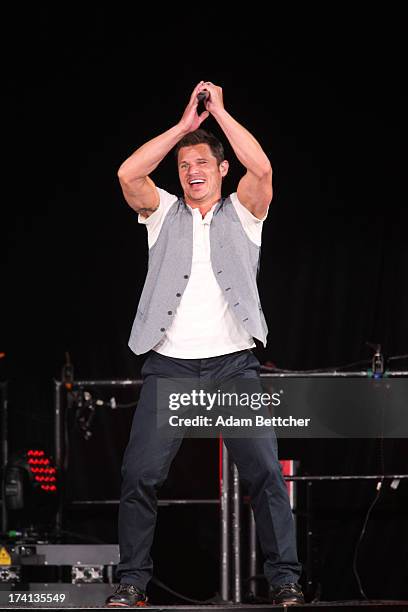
1, 7, 407, 602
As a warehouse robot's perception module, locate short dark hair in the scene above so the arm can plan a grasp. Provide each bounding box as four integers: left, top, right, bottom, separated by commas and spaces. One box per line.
174, 129, 225, 165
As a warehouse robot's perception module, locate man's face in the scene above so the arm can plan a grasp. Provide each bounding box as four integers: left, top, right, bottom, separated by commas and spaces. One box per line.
177, 143, 228, 206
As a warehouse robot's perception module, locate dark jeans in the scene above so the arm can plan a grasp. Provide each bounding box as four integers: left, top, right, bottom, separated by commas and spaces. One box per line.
116, 349, 302, 590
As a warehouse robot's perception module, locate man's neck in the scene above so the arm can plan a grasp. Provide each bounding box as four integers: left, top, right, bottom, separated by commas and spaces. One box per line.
185, 196, 221, 219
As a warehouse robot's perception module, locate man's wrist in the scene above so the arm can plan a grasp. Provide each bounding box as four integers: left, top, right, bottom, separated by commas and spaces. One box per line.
174, 122, 192, 139
209, 107, 229, 122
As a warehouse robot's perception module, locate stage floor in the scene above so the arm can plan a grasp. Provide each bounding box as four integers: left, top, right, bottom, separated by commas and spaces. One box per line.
1, 582, 408, 610
1, 590, 408, 611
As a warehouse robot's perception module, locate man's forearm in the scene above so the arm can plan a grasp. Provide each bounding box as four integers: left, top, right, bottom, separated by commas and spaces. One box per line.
211, 108, 272, 177
118, 123, 188, 182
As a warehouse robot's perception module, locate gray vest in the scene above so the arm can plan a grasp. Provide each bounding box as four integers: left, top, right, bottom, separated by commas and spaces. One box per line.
128, 196, 268, 355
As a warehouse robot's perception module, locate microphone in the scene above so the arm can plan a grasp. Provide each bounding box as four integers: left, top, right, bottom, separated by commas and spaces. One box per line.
197, 91, 209, 103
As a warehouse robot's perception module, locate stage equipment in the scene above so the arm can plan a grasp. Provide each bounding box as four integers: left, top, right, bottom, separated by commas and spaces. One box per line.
3, 449, 58, 527
0, 565, 20, 584
55, 378, 288, 604
258, 368, 408, 601
53, 367, 408, 603
0, 380, 8, 533
0, 543, 118, 601
366, 342, 385, 378
55, 379, 230, 599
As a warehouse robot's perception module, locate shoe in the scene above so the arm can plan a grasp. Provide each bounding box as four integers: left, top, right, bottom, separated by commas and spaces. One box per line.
270, 582, 304, 606
105, 583, 148, 607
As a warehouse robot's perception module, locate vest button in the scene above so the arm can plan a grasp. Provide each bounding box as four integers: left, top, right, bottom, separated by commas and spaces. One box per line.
176, 293, 181, 297
225, 287, 231, 291
160, 328, 165, 332
184, 274, 189, 279
168, 311, 172, 315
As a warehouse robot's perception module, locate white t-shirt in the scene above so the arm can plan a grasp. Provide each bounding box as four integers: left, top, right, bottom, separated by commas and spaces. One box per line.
138, 188, 266, 359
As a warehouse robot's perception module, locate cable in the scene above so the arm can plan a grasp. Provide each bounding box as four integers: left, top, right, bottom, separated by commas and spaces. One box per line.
151, 576, 219, 604
242, 573, 270, 603
352, 478, 384, 599
352, 372, 387, 601
243, 572, 268, 584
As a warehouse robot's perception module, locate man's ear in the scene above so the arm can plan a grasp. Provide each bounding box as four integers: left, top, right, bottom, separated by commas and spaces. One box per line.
220, 160, 229, 177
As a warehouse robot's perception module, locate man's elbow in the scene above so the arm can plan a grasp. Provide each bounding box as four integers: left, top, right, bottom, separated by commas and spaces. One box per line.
249, 163, 272, 184
117, 166, 131, 186
117, 167, 145, 192
260, 162, 273, 181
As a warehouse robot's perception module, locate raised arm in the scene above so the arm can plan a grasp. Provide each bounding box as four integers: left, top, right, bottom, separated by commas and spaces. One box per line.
118, 82, 209, 217
200, 82, 273, 219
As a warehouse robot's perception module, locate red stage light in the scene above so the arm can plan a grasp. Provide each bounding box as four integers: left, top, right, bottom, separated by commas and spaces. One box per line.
4, 449, 59, 516
26, 450, 57, 493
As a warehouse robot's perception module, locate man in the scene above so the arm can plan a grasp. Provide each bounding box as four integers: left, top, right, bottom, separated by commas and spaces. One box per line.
106, 81, 304, 607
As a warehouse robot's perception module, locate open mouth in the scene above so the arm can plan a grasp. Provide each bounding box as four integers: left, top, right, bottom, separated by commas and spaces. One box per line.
188, 179, 205, 191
